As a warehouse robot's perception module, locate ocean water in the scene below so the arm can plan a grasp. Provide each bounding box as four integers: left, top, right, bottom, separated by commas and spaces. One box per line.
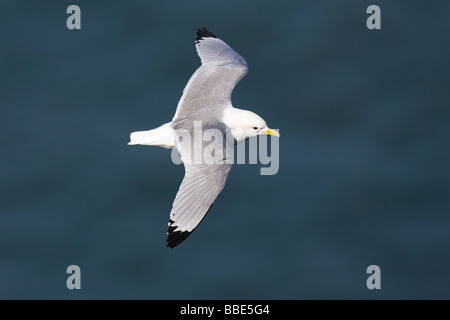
0, 0, 449, 299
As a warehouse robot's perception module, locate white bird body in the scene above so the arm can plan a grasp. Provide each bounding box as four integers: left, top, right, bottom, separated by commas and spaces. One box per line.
129, 28, 279, 248
128, 122, 175, 148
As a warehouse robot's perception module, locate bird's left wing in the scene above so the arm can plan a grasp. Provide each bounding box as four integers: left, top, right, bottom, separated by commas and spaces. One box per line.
172, 27, 248, 121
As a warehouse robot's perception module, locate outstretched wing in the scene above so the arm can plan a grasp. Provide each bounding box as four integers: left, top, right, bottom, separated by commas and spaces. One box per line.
172, 27, 248, 122
166, 162, 232, 248
166, 123, 233, 248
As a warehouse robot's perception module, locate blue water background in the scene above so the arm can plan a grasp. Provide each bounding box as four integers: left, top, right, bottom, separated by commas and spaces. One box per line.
0, 1, 449, 299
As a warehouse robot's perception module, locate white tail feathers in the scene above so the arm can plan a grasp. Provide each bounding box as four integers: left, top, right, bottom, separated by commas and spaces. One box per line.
128, 122, 175, 149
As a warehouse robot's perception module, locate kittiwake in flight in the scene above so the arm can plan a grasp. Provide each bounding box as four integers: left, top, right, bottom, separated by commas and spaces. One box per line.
129, 27, 280, 248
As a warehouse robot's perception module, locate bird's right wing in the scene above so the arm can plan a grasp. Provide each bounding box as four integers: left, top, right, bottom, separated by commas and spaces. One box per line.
166, 162, 232, 248
166, 121, 234, 248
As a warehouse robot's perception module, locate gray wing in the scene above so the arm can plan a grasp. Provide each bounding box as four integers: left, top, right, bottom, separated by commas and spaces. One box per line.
166, 162, 232, 248
172, 28, 248, 122
166, 122, 233, 248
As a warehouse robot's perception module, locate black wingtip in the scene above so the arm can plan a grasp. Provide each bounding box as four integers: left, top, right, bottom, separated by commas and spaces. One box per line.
166, 230, 192, 248
195, 27, 217, 43
166, 221, 192, 248
165, 205, 215, 248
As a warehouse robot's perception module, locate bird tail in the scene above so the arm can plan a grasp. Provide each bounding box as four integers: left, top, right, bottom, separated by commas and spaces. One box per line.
128, 122, 175, 149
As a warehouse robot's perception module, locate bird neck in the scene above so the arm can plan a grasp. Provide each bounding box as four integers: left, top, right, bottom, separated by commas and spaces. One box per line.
222, 107, 253, 143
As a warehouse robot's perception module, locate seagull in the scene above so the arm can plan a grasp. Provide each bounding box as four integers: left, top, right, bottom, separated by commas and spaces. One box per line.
129, 27, 279, 248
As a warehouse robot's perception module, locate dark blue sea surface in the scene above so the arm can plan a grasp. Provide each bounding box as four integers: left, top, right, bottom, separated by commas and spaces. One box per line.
0, 1, 449, 299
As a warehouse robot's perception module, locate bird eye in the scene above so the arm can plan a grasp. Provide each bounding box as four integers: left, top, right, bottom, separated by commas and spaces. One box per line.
253, 127, 258, 130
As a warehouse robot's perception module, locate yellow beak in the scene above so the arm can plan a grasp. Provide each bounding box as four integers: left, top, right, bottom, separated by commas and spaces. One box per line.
264, 128, 280, 137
